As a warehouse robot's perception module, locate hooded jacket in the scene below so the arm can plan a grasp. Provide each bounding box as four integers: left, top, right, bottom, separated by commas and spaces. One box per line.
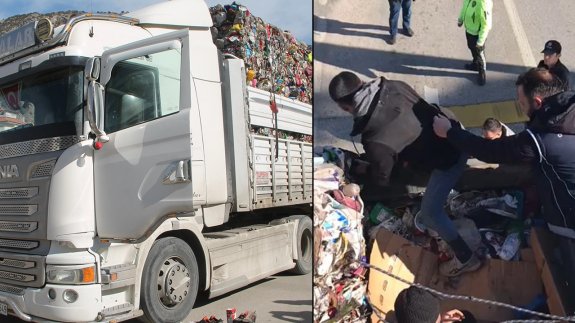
352, 77, 461, 187
446, 91, 575, 238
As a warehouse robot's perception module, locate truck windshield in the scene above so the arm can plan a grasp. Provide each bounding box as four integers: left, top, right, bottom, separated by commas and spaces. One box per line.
0, 67, 83, 137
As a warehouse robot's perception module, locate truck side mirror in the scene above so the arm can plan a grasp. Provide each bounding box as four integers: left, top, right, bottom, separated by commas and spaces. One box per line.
84, 57, 109, 146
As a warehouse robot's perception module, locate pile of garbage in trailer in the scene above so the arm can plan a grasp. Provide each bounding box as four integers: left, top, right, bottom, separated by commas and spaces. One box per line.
209, 2, 312, 104
314, 147, 370, 322
313, 146, 574, 322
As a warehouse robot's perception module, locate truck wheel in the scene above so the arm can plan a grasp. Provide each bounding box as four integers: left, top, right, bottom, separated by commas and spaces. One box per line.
290, 215, 313, 275
140, 237, 199, 323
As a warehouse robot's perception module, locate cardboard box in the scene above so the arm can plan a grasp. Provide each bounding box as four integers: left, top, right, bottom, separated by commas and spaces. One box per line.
368, 228, 543, 322
530, 227, 568, 316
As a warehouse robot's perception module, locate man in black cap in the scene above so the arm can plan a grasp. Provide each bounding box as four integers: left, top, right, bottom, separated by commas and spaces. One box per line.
328, 71, 481, 277
538, 40, 570, 90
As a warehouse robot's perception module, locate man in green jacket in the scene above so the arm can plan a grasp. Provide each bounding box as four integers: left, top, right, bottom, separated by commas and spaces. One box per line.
458, 0, 493, 86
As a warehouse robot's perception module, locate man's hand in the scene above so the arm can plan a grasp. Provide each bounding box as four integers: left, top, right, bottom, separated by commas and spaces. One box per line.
441, 309, 465, 322
476, 44, 484, 51
433, 115, 452, 138
457, 19, 463, 27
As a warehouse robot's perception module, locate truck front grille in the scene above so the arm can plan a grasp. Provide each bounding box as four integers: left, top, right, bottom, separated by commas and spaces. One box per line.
0, 239, 38, 250
0, 270, 34, 282
31, 161, 56, 178
0, 221, 37, 233
0, 258, 34, 269
0, 205, 37, 216
0, 188, 38, 199
0, 283, 24, 295
0, 252, 45, 287
0, 136, 82, 160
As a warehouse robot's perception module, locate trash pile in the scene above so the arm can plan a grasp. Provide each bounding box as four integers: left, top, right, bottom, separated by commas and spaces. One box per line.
313, 145, 546, 322
251, 125, 312, 143
363, 187, 534, 264
197, 309, 256, 323
209, 2, 312, 104
314, 147, 369, 323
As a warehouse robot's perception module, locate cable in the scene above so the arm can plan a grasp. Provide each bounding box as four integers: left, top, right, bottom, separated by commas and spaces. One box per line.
360, 261, 575, 322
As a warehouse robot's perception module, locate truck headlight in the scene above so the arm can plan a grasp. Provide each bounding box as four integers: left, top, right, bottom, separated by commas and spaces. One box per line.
46, 265, 96, 285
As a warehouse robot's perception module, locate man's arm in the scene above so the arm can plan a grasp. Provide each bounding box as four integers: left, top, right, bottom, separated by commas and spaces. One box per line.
364, 142, 396, 187
447, 126, 537, 164
476, 0, 492, 46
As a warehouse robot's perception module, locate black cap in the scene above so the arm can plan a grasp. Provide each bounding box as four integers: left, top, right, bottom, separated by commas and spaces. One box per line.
542, 40, 562, 54
328, 71, 363, 101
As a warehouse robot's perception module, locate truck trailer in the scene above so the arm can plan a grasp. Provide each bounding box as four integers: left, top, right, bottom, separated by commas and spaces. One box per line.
0, 0, 312, 322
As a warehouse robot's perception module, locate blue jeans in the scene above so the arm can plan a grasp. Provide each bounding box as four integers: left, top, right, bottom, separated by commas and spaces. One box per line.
418, 154, 468, 243
389, 0, 412, 37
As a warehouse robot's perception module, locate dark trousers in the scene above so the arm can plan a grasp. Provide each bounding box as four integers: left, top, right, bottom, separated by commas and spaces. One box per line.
465, 32, 486, 71
389, 0, 412, 37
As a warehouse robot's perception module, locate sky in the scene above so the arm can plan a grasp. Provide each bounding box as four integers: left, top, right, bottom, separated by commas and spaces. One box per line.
0, 0, 312, 45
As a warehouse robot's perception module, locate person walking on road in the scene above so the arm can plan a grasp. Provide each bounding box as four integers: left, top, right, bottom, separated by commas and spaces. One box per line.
388, 0, 414, 45
458, 0, 493, 86
433, 68, 575, 311
328, 71, 481, 277
538, 40, 570, 90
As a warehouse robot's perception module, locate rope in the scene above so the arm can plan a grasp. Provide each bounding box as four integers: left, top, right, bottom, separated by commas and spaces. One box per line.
360, 261, 575, 322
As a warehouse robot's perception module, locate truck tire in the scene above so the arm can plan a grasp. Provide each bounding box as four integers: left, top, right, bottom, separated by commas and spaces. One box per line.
140, 237, 199, 323
289, 215, 313, 275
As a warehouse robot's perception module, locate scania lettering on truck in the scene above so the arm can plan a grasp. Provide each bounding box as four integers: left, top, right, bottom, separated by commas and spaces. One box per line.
0, 1, 312, 322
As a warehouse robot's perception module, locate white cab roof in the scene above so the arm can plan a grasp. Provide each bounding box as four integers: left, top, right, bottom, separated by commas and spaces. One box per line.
127, 0, 213, 28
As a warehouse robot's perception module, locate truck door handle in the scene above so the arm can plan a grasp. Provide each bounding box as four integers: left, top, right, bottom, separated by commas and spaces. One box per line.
163, 160, 191, 184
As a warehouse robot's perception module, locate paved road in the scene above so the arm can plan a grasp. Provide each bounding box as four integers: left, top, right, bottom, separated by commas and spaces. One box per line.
188, 272, 311, 323
314, 0, 575, 151
6, 273, 310, 323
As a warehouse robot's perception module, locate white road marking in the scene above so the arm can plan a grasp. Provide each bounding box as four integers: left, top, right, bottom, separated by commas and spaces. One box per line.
503, 0, 537, 67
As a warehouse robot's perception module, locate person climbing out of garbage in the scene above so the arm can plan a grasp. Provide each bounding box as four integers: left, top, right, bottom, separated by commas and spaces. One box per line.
328, 71, 481, 277
394, 286, 477, 323
433, 67, 575, 311
482, 117, 514, 140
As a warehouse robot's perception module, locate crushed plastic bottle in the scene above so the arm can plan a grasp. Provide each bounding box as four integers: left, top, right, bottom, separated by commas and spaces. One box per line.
498, 232, 521, 261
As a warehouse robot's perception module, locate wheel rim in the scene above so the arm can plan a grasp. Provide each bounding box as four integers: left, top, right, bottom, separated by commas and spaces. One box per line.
157, 257, 191, 308
301, 228, 312, 262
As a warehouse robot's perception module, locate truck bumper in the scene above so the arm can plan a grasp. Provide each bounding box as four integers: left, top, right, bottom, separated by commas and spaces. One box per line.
0, 283, 101, 322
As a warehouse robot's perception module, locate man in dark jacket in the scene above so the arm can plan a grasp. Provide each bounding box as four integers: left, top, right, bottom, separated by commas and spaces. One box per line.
328, 71, 481, 277
538, 40, 570, 90
433, 68, 575, 311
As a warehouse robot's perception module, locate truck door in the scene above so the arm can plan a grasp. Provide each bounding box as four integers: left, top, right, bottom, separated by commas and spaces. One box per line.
94, 30, 194, 239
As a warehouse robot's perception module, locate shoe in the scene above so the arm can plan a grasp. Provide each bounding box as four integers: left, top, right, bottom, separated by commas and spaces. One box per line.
464, 63, 478, 71
404, 28, 414, 37
414, 211, 439, 238
390, 35, 397, 45
439, 253, 481, 277
478, 70, 486, 86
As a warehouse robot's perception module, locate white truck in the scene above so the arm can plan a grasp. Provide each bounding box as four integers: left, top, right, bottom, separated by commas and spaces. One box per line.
0, 0, 312, 322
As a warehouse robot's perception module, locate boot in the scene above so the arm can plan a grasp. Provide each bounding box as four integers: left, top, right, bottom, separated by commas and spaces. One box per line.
439, 253, 481, 277
478, 69, 486, 86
